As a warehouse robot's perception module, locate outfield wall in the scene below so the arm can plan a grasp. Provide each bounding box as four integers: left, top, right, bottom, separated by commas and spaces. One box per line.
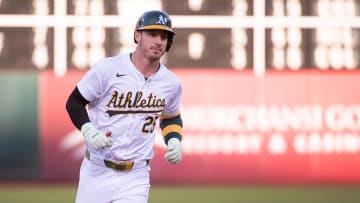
1, 69, 360, 184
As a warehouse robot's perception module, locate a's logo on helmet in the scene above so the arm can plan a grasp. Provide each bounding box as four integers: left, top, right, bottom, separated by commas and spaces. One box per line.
156, 15, 168, 25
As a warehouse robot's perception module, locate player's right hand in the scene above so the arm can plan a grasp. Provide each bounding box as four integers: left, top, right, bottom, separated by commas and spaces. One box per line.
81, 122, 113, 149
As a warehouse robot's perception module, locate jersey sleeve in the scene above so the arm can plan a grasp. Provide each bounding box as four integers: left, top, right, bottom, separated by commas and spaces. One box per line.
162, 81, 182, 117
77, 60, 106, 102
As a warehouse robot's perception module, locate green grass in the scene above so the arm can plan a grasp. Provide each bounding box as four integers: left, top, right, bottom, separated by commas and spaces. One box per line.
150, 185, 360, 203
0, 184, 360, 203
0, 184, 77, 203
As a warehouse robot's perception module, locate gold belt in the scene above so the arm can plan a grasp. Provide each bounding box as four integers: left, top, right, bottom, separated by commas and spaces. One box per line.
85, 150, 149, 171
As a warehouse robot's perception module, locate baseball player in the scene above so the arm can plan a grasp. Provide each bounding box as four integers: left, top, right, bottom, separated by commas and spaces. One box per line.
66, 10, 183, 203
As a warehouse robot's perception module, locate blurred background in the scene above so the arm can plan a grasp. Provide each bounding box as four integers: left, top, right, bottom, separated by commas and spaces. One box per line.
1, 0, 360, 202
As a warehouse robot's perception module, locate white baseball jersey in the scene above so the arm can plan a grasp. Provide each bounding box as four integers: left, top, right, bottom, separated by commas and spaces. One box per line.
77, 52, 182, 162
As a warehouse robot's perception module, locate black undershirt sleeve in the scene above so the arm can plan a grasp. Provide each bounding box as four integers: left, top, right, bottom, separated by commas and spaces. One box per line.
65, 87, 90, 130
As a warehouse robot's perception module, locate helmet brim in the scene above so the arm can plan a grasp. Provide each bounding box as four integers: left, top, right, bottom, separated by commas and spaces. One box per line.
138, 25, 175, 35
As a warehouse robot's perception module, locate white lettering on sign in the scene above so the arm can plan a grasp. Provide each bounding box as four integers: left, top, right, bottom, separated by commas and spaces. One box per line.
325, 104, 360, 131
182, 105, 323, 132
267, 133, 287, 154
294, 132, 360, 154
181, 133, 262, 155
175, 104, 360, 155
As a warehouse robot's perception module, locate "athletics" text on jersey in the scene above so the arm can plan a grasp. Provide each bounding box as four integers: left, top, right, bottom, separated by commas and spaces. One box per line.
106, 91, 165, 109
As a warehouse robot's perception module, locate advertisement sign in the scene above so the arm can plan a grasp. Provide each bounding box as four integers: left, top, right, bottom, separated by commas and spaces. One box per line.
39, 71, 84, 181
39, 70, 360, 183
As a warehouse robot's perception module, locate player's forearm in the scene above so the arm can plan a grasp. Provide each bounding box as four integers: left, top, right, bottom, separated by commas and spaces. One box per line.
160, 114, 183, 144
66, 87, 91, 130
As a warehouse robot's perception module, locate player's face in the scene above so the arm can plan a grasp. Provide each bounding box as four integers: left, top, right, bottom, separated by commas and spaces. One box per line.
136, 30, 168, 60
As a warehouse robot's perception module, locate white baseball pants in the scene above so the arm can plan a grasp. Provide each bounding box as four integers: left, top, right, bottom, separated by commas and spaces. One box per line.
75, 158, 151, 203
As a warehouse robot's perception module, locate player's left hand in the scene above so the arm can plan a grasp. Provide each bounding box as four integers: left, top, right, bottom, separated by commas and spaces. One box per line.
164, 138, 182, 164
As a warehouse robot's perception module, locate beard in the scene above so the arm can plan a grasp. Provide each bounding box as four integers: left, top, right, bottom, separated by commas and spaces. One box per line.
143, 46, 165, 61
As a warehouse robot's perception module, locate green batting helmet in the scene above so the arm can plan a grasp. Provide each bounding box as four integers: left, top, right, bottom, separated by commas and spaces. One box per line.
134, 10, 175, 51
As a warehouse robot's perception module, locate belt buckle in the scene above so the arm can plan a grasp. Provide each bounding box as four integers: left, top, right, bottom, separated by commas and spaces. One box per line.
104, 160, 134, 171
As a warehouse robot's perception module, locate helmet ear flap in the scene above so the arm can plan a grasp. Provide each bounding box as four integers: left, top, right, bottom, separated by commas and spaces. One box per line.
166, 34, 174, 52
134, 30, 138, 44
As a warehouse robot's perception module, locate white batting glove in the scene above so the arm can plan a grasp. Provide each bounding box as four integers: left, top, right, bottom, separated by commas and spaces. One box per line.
164, 138, 182, 164
81, 122, 113, 149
